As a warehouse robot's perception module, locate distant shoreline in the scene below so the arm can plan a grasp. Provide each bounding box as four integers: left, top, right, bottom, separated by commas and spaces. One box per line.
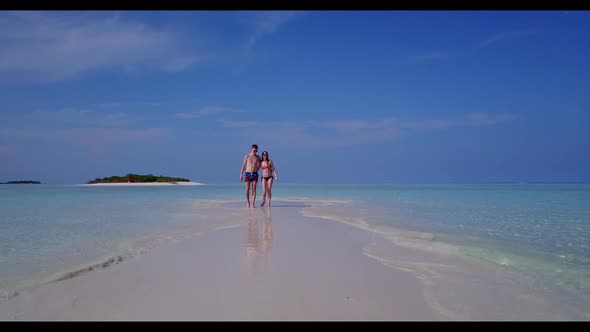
76, 182, 205, 186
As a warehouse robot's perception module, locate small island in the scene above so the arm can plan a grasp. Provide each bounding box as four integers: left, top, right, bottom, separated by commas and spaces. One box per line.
88, 174, 190, 184
1, 180, 41, 184
82, 174, 204, 186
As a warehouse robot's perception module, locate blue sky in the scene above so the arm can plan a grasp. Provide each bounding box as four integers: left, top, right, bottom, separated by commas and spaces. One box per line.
0, 11, 589, 184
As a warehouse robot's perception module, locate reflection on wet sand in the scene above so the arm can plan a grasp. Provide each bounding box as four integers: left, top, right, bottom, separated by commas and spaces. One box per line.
261, 208, 273, 254
244, 207, 273, 275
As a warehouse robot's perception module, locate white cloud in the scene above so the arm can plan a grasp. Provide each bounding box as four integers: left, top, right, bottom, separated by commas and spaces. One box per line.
0, 127, 170, 146
217, 119, 260, 128
221, 112, 517, 148
477, 29, 537, 49
30, 108, 92, 125
245, 11, 302, 50
400, 113, 516, 130
55, 108, 92, 119
410, 51, 452, 62
411, 28, 536, 64
322, 118, 397, 130
2, 127, 171, 161
176, 106, 244, 119
94, 102, 123, 109
93, 101, 163, 109
0, 146, 14, 154
323, 119, 373, 130
94, 112, 130, 127
30, 108, 132, 127
0, 11, 200, 83
465, 112, 516, 125
400, 119, 457, 130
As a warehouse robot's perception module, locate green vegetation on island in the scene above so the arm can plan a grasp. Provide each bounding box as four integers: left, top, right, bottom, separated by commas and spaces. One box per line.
0, 180, 41, 184
87, 174, 190, 184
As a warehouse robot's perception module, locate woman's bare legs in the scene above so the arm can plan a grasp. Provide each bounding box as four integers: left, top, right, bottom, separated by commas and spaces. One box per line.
260, 178, 268, 207
267, 177, 274, 206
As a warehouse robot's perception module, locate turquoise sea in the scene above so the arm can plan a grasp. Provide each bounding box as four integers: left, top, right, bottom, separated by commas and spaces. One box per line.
1, 183, 589, 313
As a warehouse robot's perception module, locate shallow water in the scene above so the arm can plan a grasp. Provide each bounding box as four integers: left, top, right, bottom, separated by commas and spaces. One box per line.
0, 183, 588, 316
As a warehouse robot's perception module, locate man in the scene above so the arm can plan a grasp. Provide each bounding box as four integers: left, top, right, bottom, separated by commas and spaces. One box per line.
240, 144, 262, 207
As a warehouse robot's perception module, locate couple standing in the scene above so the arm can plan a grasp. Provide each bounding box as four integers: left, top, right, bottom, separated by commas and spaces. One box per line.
240, 144, 279, 208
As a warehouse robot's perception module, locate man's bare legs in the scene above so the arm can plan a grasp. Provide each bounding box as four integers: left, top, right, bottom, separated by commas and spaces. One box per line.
244, 181, 251, 207
244, 180, 259, 208
251, 180, 258, 208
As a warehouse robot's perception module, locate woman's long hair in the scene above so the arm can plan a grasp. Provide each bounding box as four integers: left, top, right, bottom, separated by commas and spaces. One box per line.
261, 151, 270, 163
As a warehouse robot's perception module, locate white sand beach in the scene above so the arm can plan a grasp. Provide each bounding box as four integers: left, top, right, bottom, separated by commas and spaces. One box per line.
76, 182, 205, 186
0, 200, 579, 321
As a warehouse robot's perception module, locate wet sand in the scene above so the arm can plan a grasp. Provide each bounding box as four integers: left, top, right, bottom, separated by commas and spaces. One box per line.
0, 201, 578, 320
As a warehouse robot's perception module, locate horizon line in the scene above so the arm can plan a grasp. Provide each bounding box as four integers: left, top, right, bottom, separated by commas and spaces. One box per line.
5, 181, 590, 186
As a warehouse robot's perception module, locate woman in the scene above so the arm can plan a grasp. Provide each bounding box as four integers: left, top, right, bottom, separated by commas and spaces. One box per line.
259, 151, 278, 207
